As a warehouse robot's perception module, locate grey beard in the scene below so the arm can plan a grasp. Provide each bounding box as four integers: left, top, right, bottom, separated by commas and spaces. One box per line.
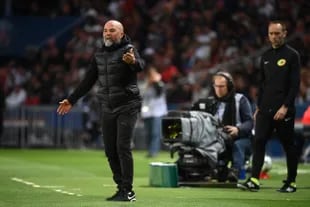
104, 39, 113, 47
103, 38, 121, 47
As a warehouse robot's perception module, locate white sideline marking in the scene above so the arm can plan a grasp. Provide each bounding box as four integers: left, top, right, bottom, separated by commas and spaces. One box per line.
41, 185, 65, 189
11, 177, 82, 197
274, 169, 310, 175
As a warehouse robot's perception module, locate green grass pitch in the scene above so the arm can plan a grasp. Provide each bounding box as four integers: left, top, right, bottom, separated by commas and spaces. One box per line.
0, 149, 309, 207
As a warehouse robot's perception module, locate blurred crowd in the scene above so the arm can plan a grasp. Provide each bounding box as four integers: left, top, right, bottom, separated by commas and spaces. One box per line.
0, 0, 309, 111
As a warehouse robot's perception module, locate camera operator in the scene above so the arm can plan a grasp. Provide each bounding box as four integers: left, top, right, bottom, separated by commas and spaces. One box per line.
192, 71, 253, 182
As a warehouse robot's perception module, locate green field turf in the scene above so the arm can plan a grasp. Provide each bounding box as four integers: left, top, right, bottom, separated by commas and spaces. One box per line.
0, 149, 309, 207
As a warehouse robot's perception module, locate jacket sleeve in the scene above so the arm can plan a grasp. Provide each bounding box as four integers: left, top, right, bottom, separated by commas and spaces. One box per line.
257, 55, 265, 109
68, 57, 98, 105
284, 51, 301, 107
237, 95, 254, 137
0, 88, 5, 109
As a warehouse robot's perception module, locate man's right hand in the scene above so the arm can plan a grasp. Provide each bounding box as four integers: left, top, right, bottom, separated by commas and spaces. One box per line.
57, 99, 72, 115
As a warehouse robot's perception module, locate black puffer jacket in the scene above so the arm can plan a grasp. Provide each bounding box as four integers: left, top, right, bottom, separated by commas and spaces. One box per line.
68, 35, 145, 112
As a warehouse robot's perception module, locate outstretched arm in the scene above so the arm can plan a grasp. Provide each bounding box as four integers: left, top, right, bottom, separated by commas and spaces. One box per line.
57, 57, 98, 115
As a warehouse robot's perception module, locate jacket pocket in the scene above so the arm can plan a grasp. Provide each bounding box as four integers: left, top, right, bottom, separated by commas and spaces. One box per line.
125, 85, 139, 96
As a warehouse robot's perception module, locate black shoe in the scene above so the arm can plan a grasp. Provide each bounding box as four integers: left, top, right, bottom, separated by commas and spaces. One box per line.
106, 190, 123, 201
227, 168, 239, 183
277, 180, 297, 193
112, 190, 136, 202
237, 177, 260, 192
125, 190, 136, 202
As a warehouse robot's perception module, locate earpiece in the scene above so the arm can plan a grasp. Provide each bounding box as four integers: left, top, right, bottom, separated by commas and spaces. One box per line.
214, 71, 234, 91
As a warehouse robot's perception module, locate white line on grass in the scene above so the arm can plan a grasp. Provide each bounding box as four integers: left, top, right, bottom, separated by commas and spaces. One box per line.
11, 177, 82, 197
40, 185, 65, 189
274, 169, 310, 175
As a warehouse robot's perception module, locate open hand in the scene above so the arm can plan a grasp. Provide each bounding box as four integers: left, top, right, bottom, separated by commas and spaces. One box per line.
57, 99, 72, 115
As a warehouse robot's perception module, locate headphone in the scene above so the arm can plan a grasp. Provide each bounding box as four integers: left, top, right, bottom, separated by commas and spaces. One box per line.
213, 71, 234, 91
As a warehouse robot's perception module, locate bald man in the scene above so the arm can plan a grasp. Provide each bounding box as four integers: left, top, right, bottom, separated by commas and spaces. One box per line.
57, 20, 145, 201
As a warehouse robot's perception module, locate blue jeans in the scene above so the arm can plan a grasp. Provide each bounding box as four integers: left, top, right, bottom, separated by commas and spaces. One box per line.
232, 138, 252, 171
143, 117, 162, 156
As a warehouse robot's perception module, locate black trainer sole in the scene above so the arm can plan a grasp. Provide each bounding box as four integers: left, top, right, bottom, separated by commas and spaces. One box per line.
237, 183, 259, 192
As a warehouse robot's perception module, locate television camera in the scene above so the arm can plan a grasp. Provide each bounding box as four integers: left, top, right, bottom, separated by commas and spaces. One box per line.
161, 109, 230, 182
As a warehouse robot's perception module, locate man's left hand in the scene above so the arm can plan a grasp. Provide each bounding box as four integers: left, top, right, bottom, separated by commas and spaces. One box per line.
122, 48, 136, 64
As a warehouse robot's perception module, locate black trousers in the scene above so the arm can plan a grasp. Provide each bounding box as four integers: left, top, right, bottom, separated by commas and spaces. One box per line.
251, 111, 298, 182
101, 109, 138, 191
0, 108, 3, 142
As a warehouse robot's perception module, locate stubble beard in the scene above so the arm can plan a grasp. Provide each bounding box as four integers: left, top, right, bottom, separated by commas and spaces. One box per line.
271, 38, 285, 48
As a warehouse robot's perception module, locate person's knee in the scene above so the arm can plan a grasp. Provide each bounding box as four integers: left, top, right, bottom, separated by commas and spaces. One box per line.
117, 142, 131, 156
233, 139, 250, 151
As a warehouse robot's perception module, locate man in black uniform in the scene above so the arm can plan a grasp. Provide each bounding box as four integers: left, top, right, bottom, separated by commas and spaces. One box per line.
237, 20, 301, 192
57, 20, 144, 201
